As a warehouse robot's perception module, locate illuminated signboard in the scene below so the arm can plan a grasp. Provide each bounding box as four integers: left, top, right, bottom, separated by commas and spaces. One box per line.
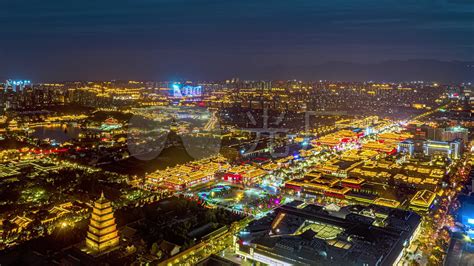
5, 79, 31, 92
172, 84, 202, 98
7, 80, 31, 85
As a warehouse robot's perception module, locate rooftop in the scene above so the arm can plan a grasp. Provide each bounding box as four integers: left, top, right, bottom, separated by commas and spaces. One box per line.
238, 203, 421, 266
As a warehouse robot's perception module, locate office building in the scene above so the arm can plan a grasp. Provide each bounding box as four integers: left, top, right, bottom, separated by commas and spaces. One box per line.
423, 139, 463, 160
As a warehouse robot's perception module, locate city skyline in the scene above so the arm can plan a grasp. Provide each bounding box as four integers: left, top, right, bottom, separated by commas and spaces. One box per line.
1, 1, 474, 265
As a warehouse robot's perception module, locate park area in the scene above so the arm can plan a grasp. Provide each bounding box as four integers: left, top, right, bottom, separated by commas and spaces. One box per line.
196, 183, 286, 216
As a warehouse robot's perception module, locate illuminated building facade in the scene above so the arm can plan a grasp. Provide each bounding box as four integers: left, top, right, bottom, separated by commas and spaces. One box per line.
5, 79, 31, 92
409, 190, 436, 212
423, 139, 462, 160
398, 139, 415, 157
145, 156, 227, 191
85, 193, 120, 253
172, 84, 202, 98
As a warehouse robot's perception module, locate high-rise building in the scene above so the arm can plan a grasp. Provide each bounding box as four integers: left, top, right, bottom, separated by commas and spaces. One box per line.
85, 192, 120, 254
441, 126, 469, 143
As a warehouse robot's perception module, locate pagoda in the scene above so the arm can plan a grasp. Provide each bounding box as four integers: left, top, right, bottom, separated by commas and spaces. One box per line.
85, 192, 120, 253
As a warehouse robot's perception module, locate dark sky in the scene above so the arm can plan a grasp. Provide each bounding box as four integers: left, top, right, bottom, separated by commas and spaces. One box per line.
0, 0, 473, 81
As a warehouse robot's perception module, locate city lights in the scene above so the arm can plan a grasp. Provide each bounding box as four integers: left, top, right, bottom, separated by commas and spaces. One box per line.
0, 1, 473, 265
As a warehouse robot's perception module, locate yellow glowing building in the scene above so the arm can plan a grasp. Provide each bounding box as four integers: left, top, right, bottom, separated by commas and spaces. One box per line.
409, 190, 436, 212
85, 192, 119, 253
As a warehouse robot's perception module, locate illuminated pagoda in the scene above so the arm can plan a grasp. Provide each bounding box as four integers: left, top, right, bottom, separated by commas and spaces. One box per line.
85, 192, 120, 254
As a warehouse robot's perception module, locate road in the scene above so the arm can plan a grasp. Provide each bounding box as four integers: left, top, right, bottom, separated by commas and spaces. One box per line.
204, 111, 219, 131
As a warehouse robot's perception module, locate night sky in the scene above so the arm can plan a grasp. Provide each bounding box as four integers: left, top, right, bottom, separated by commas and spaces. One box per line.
0, 0, 473, 81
